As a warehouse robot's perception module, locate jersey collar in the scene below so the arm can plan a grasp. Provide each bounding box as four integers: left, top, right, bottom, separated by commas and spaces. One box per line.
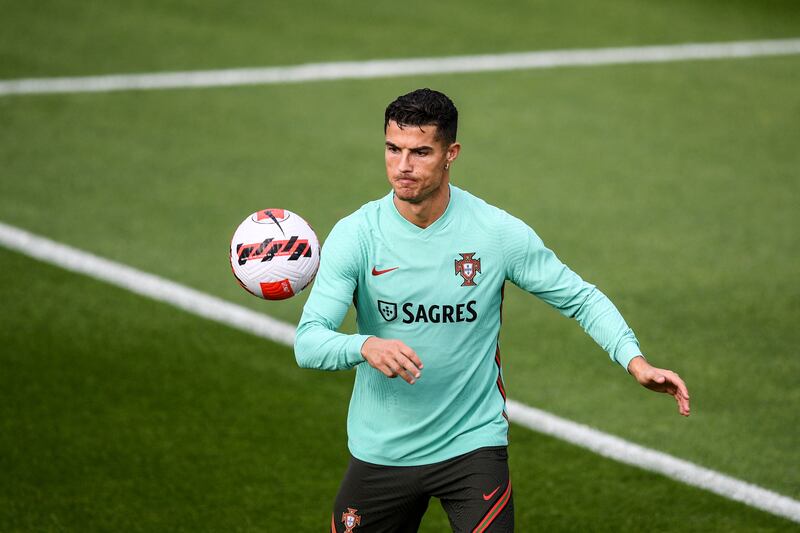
384, 184, 458, 237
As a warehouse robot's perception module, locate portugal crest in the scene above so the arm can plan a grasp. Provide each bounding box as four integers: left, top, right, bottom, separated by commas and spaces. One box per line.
377, 300, 398, 322
455, 252, 481, 286
342, 508, 362, 532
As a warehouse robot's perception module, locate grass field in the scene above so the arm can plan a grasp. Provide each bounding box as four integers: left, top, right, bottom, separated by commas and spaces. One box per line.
1, 1, 799, 531
1, 249, 793, 531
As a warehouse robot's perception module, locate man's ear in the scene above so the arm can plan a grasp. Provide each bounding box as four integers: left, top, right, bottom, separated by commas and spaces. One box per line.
446, 142, 462, 163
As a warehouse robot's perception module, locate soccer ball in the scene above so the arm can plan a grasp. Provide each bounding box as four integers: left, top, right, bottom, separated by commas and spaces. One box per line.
229, 208, 320, 300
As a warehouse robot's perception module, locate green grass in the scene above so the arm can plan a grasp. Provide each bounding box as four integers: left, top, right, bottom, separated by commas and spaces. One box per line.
1, 0, 800, 78
1, 248, 796, 531
1, 0, 799, 529
2, 56, 799, 500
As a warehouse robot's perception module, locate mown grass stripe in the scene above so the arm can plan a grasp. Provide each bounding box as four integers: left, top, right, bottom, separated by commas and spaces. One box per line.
1, 39, 799, 96
1, 219, 798, 524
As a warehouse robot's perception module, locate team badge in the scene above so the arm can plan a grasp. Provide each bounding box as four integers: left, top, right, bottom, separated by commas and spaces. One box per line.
377, 300, 398, 321
342, 508, 362, 532
455, 253, 481, 286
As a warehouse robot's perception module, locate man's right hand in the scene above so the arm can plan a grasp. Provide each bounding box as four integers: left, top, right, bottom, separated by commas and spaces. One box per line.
360, 337, 423, 384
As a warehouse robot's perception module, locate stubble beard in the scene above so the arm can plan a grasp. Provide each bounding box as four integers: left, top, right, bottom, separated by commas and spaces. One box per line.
394, 185, 422, 204
391, 170, 445, 205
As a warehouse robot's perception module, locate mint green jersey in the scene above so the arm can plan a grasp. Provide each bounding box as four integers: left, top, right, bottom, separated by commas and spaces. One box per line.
294, 185, 642, 466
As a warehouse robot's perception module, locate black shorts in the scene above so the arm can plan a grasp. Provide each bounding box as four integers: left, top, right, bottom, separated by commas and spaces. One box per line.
331, 446, 513, 532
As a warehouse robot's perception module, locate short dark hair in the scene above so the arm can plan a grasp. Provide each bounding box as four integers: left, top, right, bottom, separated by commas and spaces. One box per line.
384, 88, 458, 145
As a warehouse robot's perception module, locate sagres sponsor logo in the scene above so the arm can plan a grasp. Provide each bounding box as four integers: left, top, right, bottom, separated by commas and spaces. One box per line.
455, 252, 481, 286
377, 300, 397, 321
378, 300, 478, 324
403, 301, 477, 323
235, 237, 312, 265
342, 508, 361, 532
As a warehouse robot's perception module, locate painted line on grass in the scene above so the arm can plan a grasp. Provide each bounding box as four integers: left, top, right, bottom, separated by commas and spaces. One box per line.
506, 400, 800, 523
1, 220, 798, 524
0, 221, 295, 347
1, 38, 800, 96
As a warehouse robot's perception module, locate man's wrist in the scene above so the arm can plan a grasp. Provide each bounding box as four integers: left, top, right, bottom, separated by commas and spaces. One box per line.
344, 334, 372, 366
359, 336, 375, 359
615, 341, 644, 372
626, 355, 648, 376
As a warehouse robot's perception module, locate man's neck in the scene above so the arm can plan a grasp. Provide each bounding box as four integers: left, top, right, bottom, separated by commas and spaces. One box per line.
393, 183, 451, 229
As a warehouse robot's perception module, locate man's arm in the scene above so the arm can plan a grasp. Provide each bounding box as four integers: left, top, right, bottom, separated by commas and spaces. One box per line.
294, 218, 424, 384
294, 219, 371, 371
505, 217, 691, 415
506, 220, 642, 369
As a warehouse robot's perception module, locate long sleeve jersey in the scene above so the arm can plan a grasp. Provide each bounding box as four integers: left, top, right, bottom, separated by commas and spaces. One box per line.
294, 185, 642, 466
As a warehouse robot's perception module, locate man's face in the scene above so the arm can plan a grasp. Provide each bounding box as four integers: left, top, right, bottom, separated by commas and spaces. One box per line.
384, 120, 457, 204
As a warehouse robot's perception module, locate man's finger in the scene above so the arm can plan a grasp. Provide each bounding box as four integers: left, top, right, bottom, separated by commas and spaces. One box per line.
674, 376, 690, 401
399, 345, 424, 370
397, 368, 416, 385
666, 375, 691, 416
387, 358, 417, 384
388, 351, 420, 385
677, 387, 691, 416
388, 358, 410, 383
666, 373, 690, 399
397, 354, 422, 379
676, 394, 691, 416
387, 360, 403, 375
381, 366, 397, 378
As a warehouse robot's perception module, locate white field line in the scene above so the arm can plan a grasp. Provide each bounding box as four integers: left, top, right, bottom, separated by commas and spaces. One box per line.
1, 220, 798, 524
0, 221, 295, 346
506, 400, 800, 523
1, 38, 800, 96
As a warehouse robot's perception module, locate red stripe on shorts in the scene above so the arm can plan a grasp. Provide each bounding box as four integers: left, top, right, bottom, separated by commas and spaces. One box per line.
472, 480, 512, 532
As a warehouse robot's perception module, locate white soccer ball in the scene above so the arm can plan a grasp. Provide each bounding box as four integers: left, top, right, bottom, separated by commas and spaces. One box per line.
229, 208, 320, 300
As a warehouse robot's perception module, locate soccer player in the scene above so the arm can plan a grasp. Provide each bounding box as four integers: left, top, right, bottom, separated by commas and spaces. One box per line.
294, 88, 690, 532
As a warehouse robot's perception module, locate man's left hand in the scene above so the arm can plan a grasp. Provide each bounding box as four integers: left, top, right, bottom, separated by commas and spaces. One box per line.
627, 356, 691, 417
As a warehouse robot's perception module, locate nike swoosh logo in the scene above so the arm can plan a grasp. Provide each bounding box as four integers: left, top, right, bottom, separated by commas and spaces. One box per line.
265, 211, 285, 236
483, 486, 500, 501
371, 266, 399, 276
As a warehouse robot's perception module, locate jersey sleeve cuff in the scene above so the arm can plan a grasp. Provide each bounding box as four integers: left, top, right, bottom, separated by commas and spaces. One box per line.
345, 334, 371, 367
615, 342, 644, 373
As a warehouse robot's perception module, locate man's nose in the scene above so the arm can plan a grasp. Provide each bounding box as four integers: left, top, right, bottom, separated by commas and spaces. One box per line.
398, 151, 413, 172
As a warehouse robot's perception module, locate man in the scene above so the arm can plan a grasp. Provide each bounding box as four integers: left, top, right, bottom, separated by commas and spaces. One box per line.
294, 88, 690, 532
